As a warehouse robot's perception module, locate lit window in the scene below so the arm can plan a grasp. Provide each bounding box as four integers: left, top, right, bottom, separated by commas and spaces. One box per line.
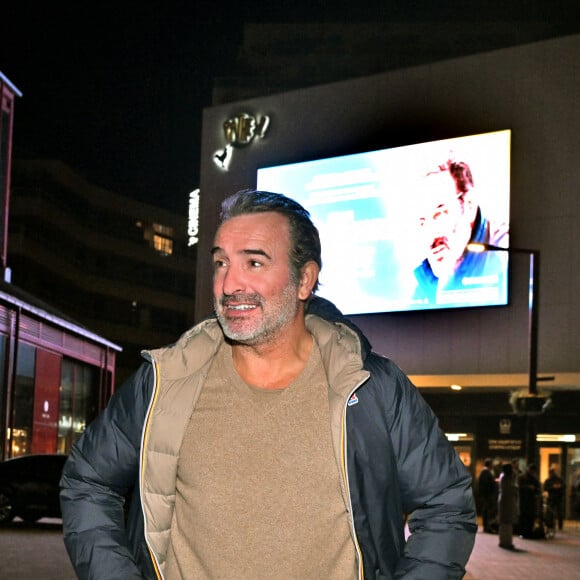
153, 223, 173, 236
153, 234, 173, 256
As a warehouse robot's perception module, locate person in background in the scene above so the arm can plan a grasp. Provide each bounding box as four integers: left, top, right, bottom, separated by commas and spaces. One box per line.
413, 159, 508, 305
497, 462, 519, 550
59, 189, 477, 579
478, 457, 498, 533
518, 463, 542, 538
511, 457, 522, 479
544, 466, 565, 531
572, 467, 580, 520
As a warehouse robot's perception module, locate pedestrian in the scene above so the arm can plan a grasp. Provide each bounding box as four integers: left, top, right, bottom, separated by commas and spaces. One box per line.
518, 463, 542, 538
544, 467, 565, 531
497, 462, 518, 550
478, 457, 498, 533
60, 189, 477, 579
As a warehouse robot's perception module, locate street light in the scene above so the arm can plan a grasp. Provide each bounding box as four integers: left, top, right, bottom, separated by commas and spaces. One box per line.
467, 242, 550, 465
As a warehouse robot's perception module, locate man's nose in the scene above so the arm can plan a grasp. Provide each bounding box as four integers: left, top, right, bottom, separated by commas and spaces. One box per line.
222, 265, 245, 295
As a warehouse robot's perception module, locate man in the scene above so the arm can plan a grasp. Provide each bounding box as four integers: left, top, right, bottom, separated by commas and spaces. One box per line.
544, 467, 565, 531
517, 463, 542, 538
478, 458, 498, 533
60, 189, 477, 578
413, 159, 508, 306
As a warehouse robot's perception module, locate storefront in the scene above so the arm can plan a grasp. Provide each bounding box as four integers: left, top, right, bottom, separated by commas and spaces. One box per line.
0, 283, 120, 459
429, 392, 580, 521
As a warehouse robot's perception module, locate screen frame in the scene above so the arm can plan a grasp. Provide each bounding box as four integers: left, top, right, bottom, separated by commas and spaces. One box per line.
257, 129, 511, 316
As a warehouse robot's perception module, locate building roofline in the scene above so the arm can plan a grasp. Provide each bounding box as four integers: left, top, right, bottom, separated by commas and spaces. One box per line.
0, 286, 122, 352
0, 71, 23, 97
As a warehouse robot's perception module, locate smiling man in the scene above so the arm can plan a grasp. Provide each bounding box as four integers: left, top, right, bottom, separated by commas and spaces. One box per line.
60, 189, 476, 579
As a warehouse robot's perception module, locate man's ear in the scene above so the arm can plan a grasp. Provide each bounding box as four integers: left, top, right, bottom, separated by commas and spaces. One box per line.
298, 261, 320, 300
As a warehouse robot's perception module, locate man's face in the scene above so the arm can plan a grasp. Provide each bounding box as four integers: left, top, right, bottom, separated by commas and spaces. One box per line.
212, 212, 302, 345
417, 171, 472, 279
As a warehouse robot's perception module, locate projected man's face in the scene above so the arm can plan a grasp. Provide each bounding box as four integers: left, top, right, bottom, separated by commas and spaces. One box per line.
417, 171, 473, 280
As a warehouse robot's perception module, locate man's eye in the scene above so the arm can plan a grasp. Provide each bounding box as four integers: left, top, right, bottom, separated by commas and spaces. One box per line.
249, 260, 262, 268
213, 260, 226, 269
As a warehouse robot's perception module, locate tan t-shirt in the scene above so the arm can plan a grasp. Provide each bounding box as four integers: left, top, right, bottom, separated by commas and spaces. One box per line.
164, 340, 357, 579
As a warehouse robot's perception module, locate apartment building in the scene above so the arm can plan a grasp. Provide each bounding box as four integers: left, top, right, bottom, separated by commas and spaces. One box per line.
8, 159, 196, 386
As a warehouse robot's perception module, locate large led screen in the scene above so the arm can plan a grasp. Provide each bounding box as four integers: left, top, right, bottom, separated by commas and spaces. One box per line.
257, 129, 511, 315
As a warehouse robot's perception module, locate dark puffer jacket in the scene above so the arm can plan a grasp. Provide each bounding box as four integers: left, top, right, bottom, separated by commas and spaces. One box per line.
60, 296, 476, 579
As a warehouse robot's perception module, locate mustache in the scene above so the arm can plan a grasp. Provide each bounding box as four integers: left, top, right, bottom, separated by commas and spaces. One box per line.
218, 293, 263, 307
431, 236, 450, 250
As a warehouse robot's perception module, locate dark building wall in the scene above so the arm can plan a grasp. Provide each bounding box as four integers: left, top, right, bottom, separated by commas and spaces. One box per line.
8, 160, 197, 385
196, 34, 580, 388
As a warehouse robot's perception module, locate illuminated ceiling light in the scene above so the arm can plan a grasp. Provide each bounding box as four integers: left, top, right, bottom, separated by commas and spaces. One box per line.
537, 434, 576, 443
445, 433, 468, 441
450, 384, 462, 391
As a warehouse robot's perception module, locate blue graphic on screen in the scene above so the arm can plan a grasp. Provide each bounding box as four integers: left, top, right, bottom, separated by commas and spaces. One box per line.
257, 130, 511, 315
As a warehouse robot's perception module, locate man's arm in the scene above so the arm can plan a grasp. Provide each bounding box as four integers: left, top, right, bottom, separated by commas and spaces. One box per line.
60, 363, 154, 580
389, 365, 477, 579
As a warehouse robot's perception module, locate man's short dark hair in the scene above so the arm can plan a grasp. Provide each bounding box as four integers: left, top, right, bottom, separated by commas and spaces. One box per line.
219, 189, 322, 292
448, 161, 474, 196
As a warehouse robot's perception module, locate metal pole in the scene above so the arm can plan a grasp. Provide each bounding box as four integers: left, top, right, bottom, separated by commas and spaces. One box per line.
466, 243, 543, 465
528, 251, 539, 397
526, 250, 540, 466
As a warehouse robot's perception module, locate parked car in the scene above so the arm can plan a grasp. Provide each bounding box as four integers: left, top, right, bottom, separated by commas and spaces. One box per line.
0, 453, 67, 523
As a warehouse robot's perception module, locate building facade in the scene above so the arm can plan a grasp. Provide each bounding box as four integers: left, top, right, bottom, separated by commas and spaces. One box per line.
8, 159, 197, 386
0, 282, 119, 459
195, 35, 580, 518
1, 72, 120, 460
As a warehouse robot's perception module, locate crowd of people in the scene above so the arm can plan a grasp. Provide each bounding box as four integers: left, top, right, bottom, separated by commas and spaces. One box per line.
477, 458, 567, 551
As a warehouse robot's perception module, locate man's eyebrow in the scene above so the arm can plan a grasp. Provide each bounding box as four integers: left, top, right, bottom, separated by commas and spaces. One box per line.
243, 248, 271, 259
210, 246, 271, 259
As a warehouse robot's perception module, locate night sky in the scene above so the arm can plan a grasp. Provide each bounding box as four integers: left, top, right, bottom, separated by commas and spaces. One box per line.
2, 3, 248, 213
2, 2, 578, 214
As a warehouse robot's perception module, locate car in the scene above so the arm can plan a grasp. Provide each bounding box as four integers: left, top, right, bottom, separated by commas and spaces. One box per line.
0, 453, 67, 524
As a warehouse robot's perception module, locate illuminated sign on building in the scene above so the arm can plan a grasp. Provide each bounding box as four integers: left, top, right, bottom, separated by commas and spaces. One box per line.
188, 188, 200, 246
213, 113, 270, 170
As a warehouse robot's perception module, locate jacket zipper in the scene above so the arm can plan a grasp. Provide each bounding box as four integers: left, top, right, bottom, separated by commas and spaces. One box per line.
141, 358, 164, 580
342, 378, 368, 580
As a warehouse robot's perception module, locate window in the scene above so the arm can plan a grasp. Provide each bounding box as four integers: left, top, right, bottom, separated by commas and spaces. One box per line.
58, 359, 99, 453
153, 234, 173, 256
11, 343, 36, 456
152, 223, 174, 256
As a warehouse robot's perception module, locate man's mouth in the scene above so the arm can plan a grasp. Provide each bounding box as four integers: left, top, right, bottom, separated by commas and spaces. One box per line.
431, 237, 449, 252
226, 303, 257, 311
220, 294, 262, 313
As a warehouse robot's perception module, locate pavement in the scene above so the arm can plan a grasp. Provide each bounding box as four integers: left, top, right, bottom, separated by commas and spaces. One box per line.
465, 520, 580, 579
1, 518, 579, 578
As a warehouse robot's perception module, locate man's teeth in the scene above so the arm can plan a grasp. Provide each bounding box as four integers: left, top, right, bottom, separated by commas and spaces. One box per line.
229, 304, 256, 310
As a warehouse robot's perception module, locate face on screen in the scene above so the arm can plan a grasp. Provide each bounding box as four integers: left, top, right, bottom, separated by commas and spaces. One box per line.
417, 170, 475, 280
257, 129, 511, 314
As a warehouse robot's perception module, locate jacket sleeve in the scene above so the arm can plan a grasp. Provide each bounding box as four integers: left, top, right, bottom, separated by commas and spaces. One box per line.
59, 363, 154, 580
386, 361, 477, 578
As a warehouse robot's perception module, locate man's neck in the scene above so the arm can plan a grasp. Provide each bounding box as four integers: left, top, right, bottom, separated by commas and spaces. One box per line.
231, 329, 314, 390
